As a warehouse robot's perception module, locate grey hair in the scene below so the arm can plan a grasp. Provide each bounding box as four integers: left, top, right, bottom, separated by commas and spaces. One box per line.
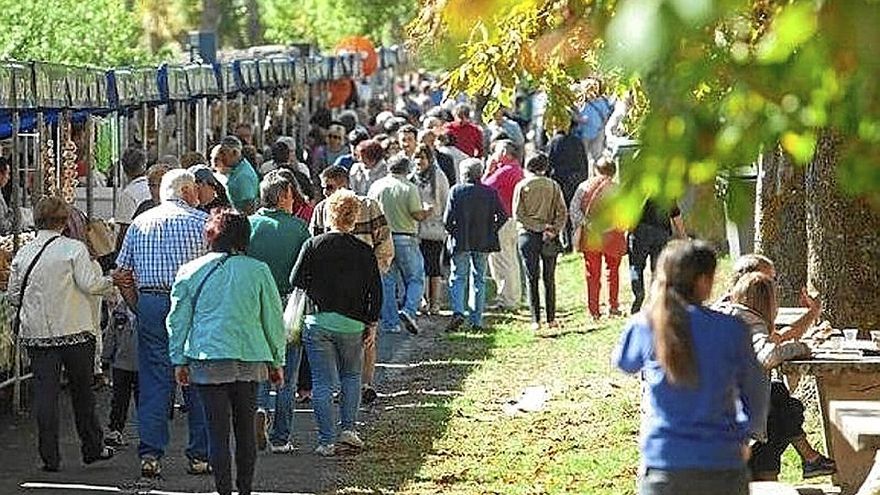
460, 158, 484, 183
494, 139, 518, 160
159, 169, 196, 202
260, 171, 293, 208
158, 154, 180, 169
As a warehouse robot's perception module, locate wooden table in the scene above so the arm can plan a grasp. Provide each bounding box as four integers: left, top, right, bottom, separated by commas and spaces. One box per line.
781, 357, 880, 495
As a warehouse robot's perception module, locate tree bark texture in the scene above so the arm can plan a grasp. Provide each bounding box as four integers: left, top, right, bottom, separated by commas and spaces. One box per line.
755, 144, 807, 306
246, 0, 263, 46
200, 0, 221, 32
806, 130, 880, 331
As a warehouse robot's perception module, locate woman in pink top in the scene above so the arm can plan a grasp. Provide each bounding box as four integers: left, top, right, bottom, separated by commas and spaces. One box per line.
569, 156, 626, 320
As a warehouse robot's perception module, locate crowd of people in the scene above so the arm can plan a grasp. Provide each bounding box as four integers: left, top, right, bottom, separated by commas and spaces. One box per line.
6, 73, 835, 495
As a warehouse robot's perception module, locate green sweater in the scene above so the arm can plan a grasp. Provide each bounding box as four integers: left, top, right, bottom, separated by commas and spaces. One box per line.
167, 253, 286, 368
247, 208, 310, 296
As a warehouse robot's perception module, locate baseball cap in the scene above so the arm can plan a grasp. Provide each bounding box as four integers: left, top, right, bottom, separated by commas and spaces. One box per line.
220, 135, 243, 150
189, 165, 222, 188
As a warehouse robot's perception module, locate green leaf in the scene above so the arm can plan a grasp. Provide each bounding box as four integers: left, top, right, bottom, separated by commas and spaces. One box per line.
756, 2, 819, 64
781, 131, 817, 165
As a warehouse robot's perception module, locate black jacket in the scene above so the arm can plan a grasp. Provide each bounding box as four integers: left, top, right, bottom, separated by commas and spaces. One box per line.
290, 232, 382, 324
444, 182, 508, 255
547, 132, 588, 179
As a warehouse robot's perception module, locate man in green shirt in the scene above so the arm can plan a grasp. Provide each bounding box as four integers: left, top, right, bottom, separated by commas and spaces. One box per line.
367, 156, 432, 335
247, 170, 310, 454
213, 135, 260, 215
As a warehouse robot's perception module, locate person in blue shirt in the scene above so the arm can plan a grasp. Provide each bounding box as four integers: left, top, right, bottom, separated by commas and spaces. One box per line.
574, 79, 615, 166
614, 240, 769, 495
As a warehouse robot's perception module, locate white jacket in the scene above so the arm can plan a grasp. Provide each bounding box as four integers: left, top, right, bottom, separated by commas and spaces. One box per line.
8, 230, 114, 340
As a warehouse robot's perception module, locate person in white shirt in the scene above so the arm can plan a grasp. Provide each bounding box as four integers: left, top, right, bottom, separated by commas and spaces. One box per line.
114, 148, 151, 249
9, 197, 116, 471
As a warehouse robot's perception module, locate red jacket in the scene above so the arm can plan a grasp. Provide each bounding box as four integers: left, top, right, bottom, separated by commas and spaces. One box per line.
445, 120, 484, 158
482, 157, 524, 216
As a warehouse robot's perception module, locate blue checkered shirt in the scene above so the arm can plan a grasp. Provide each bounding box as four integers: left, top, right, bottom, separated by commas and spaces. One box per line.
116, 199, 208, 290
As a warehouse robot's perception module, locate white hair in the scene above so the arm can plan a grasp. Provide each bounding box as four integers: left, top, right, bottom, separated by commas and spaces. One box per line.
160, 169, 196, 202
459, 158, 484, 183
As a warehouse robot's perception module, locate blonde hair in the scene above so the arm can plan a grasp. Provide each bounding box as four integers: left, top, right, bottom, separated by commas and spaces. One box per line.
35, 196, 70, 230
730, 272, 777, 326
326, 190, 361, 233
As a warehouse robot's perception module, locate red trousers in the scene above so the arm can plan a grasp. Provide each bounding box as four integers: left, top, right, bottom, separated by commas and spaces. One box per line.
583, 250, 622, 317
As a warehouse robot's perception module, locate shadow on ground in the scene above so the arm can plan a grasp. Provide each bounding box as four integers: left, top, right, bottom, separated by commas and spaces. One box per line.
335, 312, 504, 494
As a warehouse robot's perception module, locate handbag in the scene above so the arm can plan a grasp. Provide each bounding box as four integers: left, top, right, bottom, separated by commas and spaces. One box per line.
85, 219, 116, 258
541, 236, 564, 258
12, 236, 61, 335
283, 288, 309, 345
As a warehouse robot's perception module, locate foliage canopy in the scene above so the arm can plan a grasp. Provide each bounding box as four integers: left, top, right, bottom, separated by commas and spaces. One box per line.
0, 0, 152, 66
411, 0, 880, 223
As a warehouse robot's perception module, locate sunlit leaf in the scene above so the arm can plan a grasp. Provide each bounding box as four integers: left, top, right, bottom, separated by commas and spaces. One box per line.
756, 2, 818, 64
781, 131, 817, 165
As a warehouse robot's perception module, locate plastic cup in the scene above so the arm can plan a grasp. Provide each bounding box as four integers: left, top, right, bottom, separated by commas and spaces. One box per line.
843, 328, 859, 341
828, 336, 844, 350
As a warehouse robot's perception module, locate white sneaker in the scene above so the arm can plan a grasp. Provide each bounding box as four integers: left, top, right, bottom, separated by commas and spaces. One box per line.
270, 442, 295, 454
338, 430, 364, 449
315, 444, 336, 457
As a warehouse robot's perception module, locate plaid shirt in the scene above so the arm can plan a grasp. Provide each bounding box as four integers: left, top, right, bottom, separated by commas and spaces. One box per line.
310, 194, 394, 274
116, 199, 208, 290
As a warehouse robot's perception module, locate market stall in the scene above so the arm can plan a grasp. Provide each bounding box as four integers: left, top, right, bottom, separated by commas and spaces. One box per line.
0, 44, 409, 412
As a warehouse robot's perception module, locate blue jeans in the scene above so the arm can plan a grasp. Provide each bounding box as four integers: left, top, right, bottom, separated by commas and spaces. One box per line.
448, 251, 489, 327
380, 234, 425, 331
256, 344, 302, 446
137, 293, 208, 460
303, 324, 363, 446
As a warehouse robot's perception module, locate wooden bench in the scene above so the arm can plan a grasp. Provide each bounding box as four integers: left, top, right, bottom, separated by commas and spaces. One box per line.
830, 401, 880, 452
829, 400, 880, 495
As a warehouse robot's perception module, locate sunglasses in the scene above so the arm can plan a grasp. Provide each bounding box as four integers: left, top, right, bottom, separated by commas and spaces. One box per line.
328, 134, 343, 140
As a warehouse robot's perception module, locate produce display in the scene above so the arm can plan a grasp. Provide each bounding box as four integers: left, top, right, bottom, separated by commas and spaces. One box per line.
41, 137, 57, 198
60, 123, 79, 204
0, 231, 36, 290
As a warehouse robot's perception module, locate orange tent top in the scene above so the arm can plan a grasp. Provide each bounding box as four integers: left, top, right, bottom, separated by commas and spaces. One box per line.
336, 36, 379, 77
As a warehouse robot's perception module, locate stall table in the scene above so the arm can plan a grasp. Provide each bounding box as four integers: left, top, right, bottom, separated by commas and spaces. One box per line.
781, 355, 880, 495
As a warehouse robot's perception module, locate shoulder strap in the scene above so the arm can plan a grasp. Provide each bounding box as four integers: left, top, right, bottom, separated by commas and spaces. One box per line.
581, 177, 611, 218
13, 236, 62, 334
192, 255, 230, 306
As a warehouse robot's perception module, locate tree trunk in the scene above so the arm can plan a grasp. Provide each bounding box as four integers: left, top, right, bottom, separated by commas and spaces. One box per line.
201, 0, 221, 32
755, 144, 807, 306
806, 130, 880, 331
246, 0, 263, 45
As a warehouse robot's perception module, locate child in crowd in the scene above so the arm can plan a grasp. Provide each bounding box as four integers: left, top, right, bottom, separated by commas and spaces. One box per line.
101, 296, 138, 447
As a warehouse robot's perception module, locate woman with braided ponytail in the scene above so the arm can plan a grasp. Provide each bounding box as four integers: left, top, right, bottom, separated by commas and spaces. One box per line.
614, 240, 769, 495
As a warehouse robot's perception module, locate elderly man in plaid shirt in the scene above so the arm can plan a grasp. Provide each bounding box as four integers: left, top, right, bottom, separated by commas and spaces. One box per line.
114, 169, 211, 478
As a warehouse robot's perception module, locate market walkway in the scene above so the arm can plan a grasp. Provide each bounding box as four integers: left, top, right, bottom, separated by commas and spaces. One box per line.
0, 326, 425, 495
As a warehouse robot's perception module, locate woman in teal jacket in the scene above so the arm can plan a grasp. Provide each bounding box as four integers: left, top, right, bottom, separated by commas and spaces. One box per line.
167, 209, 285, 495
